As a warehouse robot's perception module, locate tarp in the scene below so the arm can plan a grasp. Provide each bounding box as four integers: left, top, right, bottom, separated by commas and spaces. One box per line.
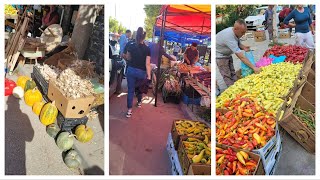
154, 29, 210, 45
155, 5, 211, 36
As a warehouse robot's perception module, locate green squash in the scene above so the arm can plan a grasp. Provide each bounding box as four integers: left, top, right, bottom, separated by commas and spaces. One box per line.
46, 123, 60, 138
64, 150, 82, 169
56, 132, 74, 151
24, 79, 37, 92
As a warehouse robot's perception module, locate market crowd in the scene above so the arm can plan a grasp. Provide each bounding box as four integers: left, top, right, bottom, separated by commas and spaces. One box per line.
110, 27, 201, 118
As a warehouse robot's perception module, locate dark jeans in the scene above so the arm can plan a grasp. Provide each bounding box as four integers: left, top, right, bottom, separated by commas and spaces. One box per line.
126, 66, 146, 109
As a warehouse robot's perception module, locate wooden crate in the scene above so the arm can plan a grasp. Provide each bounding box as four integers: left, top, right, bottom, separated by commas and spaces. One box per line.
307, 69, 315, 86
279, 109, 315, 153
216, 144, 265, 175
296, 95, 315, 112
301, 81, 315, 105
178, 136, 210, 175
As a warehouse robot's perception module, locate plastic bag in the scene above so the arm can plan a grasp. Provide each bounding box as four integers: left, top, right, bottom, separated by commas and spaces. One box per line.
255, 57, 274, 68
241, 51, 256, 77
270, 55, 286, 64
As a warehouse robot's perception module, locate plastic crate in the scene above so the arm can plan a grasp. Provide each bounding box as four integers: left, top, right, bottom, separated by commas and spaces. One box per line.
56, 112, 88, 132
166, 133, 183, 175
182, 93, 201, 105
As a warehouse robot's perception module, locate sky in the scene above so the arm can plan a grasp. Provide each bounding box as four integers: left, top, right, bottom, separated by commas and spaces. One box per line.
108, 3, 147, 32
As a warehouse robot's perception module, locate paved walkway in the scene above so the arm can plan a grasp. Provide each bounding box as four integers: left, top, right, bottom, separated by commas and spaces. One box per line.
5, 64, 104, 175
109, 81, 188, 175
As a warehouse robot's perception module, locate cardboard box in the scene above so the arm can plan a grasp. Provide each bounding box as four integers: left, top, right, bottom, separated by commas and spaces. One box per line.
171, 119, 210, 150
284, 81, 307, 117
301, 81, 315, 105
216, 144, 265, 175
279, 32, 291, 39
177, 136, 211, 175
254, 31, 266, 42
187, 164, 211, 175
47, 81, 95, 118
280, 109, 315, 153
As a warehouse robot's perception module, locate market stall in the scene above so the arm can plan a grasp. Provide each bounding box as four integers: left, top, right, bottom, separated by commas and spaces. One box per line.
154, 4, 211, 107
216, 44, 315, 175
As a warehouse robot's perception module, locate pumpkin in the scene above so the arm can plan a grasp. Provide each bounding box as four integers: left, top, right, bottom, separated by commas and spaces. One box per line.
32, 101, 45, 116
24, 87, 42, 106
16, 76, 30, 89
24, 79, 37, 92
64, 150, 82, 169
40, 101, 58, 126
56, 132, 74, 151
12, 86, 24, 99
46, 123, 60, 138
75, 125, 94, 143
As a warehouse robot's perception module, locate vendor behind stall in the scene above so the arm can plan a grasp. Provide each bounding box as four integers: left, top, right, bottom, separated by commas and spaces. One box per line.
183, 42, 199, 65
216, 19, 260, 87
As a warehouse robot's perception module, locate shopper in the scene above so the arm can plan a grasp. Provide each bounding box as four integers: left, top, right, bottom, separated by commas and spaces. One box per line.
123, 27, 151, 118
264, 5, 274, 41
119, 30, 132, 57
279, 5, 293, 34
149, 39, 175, 66
216, 19, 260, 87
284, 5, 315, 49
183, 42, 199, 65
172, 43, 181, 58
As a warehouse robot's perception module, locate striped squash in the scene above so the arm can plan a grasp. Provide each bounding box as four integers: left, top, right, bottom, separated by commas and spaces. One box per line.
24, 87, 42, 107
40, 101, 58, 126
32, 101, 45, 116
16, 76, 30, 89
24, 79, 37, 92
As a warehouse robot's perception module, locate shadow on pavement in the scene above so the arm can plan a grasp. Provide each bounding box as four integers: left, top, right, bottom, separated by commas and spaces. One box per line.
5, 96, 34, 175
84, 165, 104, 175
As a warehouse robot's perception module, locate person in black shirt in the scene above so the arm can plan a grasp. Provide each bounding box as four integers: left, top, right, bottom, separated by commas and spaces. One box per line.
123, 27, 151, 118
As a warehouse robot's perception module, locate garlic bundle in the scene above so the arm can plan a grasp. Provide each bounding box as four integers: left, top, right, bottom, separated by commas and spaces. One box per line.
35, 64, 61, 81
54, 68, 95, 99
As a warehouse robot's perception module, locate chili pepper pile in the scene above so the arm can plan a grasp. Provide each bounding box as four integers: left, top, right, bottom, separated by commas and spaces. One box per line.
182, 137, 211, 165
263, 45, 308, 64
216, 147, 258, 175
216, 93, 276, 151
293, 108, 315, 132
216, 62, 302, 114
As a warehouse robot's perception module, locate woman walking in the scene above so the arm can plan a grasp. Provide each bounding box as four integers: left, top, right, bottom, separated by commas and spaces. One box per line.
284, 5, 315, 49
123, 27, 151, 118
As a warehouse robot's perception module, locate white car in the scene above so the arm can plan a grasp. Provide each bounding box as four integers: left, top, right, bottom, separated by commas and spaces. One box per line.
245, 6, 282, 31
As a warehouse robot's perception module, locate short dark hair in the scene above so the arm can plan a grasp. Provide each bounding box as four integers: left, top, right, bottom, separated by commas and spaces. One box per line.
126, 30, 131, 34
191, 42, 197, 47
235, 19, 247, 27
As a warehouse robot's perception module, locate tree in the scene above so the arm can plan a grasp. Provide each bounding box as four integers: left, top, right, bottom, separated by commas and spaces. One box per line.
216, 5, 257, 33
144, 5, 161, 39
109, 17, 126, 34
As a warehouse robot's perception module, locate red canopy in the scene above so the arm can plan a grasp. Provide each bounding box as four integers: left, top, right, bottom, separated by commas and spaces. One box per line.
155, 5, 211, 36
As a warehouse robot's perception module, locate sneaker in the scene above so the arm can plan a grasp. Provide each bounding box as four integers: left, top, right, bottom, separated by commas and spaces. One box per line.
126, 110, 132, 118
137, 102, 142, 108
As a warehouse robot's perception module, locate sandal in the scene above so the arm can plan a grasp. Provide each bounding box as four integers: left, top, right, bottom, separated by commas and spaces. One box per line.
137, 102, 142, 108
126, 110, 132, 118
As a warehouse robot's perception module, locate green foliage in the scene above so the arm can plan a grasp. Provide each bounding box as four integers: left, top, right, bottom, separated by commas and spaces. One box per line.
144, 5, 162, 39
109, 16, 127, 34
216, 5, 257, 33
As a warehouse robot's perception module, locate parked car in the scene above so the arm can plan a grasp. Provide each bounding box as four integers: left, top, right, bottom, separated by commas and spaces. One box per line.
245, 6, 282, 31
